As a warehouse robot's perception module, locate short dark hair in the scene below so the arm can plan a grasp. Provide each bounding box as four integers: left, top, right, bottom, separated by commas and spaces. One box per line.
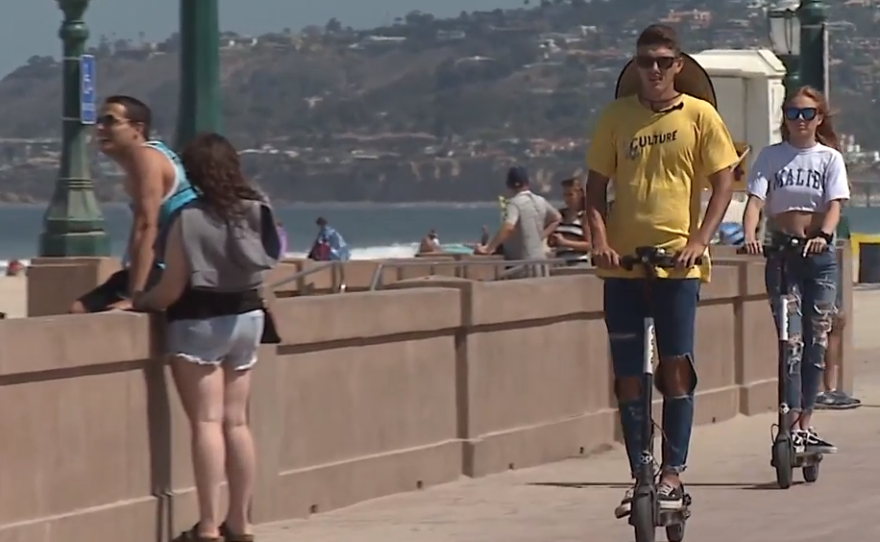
316, 216, 328, 226
636, 24, 680, 54
104, 95, 152, 138
560, 176, 582, 189
506, 166, 529, 189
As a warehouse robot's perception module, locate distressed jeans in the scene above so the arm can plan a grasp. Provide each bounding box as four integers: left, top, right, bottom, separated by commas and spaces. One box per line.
604, 278, 700, 476
764, 248, 837, 414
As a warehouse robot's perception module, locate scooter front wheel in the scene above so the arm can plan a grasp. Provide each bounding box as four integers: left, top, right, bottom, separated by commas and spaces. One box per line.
631, 493, 656, 542
772, 439, 793, 489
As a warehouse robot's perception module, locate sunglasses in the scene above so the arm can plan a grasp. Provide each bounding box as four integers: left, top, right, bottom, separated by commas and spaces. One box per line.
96, 114, 130, 127
783, 107, 818, 121
635, 55, 677, 70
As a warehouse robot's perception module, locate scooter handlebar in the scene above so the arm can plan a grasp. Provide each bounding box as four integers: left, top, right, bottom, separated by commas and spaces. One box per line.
736, 237, 809, 257
592, 253, 704, 271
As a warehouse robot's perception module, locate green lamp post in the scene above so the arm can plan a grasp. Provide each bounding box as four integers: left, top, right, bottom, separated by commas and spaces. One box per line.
39, 0, 109, 257
767, 1, 801, 96
797, 0, 828, 94
175, 0, 222, 151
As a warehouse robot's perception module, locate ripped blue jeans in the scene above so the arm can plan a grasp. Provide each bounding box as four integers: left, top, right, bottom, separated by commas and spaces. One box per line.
604, 278, 700, 476
765, 248, 837, 415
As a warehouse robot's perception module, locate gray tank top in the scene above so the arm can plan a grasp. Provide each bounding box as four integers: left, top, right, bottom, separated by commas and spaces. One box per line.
178, 199, 281, 292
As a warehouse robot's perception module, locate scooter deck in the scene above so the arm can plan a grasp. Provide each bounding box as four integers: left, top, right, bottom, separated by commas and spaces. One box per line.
622, 494, 692, 525
657, 507, 690, 527
770, 448, 822, 467
793, 450, 823, 467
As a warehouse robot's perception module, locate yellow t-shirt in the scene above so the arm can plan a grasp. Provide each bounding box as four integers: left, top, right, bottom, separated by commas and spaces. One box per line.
585, 94, 738, 281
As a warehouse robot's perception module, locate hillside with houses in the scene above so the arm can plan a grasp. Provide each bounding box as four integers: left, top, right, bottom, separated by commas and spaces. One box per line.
0, 0, 877, 202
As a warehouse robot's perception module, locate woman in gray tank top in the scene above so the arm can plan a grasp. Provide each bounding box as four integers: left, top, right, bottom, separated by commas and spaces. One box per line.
135, 133, 280, 542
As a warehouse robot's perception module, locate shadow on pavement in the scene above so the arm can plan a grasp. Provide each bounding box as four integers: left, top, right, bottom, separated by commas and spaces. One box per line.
527, 480, 802, 491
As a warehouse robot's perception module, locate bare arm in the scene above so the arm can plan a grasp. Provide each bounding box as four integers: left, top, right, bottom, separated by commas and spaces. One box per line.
133, 219, 188, 311
485, 200, 518, 253
485, 222, 514, 254
742, 195, 765, 242
128, 149, 165, 295
585, 170, 610, 248
542, 203, 561, 239
581, 211, 592, 247
820, 200, 842, 236
820, 153, 850, 236
697, 168, 735, 246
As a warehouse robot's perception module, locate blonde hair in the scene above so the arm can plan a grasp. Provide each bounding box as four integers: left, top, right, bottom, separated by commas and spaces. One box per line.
560, 176, 585, 210
780, 85, 839, 151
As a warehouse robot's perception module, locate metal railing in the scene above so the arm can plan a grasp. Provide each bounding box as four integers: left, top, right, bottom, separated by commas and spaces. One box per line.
368, 258, 567, 290
270, 261, 348, 293
269, 257, 571, 295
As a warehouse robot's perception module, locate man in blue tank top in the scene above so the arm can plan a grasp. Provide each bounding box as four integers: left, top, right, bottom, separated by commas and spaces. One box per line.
70, 95, 197, 313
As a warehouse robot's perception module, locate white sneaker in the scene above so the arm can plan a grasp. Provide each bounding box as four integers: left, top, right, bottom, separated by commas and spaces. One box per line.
614, 484, 635, 518
804, 427, 837, 454
791, 429, 806, 454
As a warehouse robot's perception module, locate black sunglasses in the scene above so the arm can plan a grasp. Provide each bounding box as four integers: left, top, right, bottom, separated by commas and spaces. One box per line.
783, 107, 818, 121
635, 55, 677, 70
96, 114, 130, 127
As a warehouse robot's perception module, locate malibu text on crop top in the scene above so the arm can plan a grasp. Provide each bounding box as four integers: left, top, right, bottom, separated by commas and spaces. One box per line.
746, 141, 850, 217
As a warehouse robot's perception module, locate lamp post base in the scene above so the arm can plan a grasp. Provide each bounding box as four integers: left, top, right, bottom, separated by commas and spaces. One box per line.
39, 189, 110, 257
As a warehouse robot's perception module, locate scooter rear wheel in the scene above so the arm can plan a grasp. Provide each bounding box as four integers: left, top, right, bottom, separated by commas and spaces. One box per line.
772, 439, 793, 489
631, 494, 655, 542
666, 522, 686, 542
803, 463, 820, 483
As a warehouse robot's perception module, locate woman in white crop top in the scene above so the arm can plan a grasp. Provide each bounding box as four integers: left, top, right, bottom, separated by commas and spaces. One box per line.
742, 86, 850, 455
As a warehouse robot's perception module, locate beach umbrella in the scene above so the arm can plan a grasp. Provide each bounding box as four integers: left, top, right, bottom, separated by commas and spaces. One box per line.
614, 53, 750, 190
615, 52, 716, 107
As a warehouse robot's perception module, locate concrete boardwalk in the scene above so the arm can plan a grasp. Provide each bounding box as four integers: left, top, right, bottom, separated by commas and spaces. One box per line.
256, 292, 880, 542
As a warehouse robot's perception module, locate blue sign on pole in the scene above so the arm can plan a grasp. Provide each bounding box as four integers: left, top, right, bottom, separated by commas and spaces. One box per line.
79, 54, 96, 124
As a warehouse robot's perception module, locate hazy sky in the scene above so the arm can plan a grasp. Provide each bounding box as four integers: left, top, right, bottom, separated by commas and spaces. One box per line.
6, 0, 525, 76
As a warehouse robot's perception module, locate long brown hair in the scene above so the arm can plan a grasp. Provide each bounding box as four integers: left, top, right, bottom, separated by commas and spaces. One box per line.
180, 132, 263, 220
780, 86, 839, 150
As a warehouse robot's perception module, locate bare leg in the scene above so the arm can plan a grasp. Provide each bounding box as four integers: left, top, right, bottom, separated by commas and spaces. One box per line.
173, 358, 225, 538
223, 368, 256, 536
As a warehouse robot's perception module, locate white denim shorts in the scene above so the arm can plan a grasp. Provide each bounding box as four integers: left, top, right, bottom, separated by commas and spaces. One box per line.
167, 309, 264, 370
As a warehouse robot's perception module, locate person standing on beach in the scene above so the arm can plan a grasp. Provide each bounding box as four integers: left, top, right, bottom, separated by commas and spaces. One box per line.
69, 96, 197, 313
307, 217, 351, 261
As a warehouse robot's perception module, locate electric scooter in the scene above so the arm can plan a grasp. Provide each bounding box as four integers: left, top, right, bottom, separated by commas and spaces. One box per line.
738, 236, 823, 489
611, 246, 698, 542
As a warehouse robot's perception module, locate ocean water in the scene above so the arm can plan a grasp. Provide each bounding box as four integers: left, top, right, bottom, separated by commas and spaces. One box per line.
0, 203, 504, 264
2, 203, 880, 267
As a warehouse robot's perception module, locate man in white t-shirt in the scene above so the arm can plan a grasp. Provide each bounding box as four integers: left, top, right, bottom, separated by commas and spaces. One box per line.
742, 131, 850, 455
476, 167, 561, 269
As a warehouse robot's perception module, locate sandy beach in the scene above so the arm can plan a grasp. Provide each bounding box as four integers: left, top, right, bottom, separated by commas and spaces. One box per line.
0, 275, 26, 318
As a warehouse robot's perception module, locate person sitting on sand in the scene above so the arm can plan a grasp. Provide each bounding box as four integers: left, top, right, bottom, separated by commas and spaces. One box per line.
418, 229, 442, 254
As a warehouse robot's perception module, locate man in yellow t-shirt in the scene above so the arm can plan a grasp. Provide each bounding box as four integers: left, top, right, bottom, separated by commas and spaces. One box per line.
584, 24, 738, 517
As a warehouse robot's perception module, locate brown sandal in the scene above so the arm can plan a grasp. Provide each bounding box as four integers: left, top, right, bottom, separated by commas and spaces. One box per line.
173, 524, 224, 542
220, 523, 254, 542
